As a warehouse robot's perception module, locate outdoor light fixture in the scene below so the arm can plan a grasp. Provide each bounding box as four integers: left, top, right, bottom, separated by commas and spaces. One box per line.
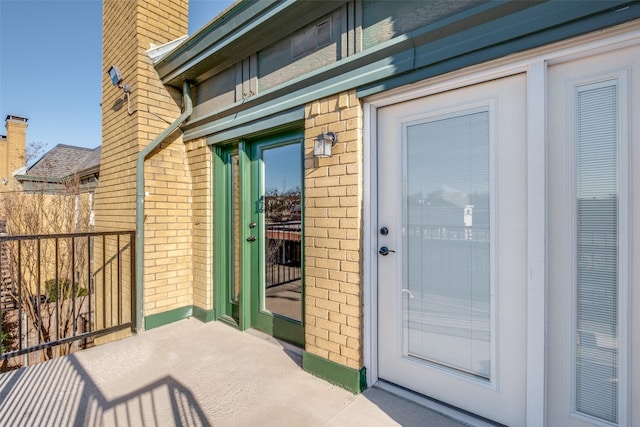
108, 66, 123, 86
313, 131, 337, 158
108, 65, 131, 94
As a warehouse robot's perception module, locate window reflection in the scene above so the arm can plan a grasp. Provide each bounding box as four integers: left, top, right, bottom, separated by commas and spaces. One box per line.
262, 143, 302, 322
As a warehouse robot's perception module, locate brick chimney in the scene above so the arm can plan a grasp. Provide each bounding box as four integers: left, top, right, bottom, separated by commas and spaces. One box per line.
1, 115, 27, 188
96, 0, 188, 231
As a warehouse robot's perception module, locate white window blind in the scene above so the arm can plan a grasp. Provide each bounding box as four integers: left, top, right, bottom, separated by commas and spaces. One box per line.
575, 82, 618, 423
404, 110, 490, 379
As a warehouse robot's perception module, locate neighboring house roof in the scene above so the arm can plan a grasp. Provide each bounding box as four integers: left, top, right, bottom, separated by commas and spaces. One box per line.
14, 144, 100, 193
26, 144, 100, 179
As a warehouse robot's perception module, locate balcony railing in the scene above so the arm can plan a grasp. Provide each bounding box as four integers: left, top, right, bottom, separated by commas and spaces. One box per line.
265, 221, 301, 288
0, 231, 135, 369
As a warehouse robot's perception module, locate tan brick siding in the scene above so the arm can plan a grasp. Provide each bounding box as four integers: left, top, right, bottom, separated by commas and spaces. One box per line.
186, 138, 212, 311
1, 119, 27, 190
97, 1, 212, 323
304, 90, 363, 369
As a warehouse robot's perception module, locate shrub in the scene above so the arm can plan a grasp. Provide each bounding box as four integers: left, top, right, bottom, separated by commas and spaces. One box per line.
44, 279, 89, 302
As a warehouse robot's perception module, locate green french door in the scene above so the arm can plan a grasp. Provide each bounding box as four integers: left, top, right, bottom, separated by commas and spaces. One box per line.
216, 131, 304, 346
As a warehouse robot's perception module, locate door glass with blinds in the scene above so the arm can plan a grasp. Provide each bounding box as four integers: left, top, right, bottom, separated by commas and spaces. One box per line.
574, 80, 619, 423
404, 108, 491, 379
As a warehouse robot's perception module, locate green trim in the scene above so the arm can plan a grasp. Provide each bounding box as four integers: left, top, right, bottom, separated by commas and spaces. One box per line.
358, 1, 640, 98
144, 305, 193, 330
238, 141, 252, 331
192, 306, 216, 323
214, 146, 243, 326
213, 146, 228, 322
302, 351, 367, 394
158, 1, 347, 86
248, 132, 305, 346
177, 1, 640, 142
199, 107, 304, 145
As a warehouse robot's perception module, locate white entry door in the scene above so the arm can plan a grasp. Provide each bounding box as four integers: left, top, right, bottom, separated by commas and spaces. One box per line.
377, 74, 527, 426
546, 42, 640, 427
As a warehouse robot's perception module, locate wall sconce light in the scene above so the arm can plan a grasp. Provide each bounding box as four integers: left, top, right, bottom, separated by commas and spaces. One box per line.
314, 131, 337, 158
108, 66, 123, 86
107, 65, 131, 93
108, 65, 134, 116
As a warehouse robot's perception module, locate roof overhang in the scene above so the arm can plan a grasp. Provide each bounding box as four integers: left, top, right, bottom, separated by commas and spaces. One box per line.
155, 0, 349, 88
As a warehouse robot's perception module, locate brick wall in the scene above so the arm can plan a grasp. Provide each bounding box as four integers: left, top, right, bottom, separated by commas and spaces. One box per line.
1, 117, 27, 191
304, 90, 363, 370
186, 138, 212, 311
97, 0, 209, 324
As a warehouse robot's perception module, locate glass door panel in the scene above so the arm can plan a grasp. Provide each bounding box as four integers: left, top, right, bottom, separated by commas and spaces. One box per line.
250, 132, 304, 346
231, 152, 241, 306
217, 147, 244, 326
377, 74, 527, 426
262, 144, 302, 322
216, 133, 304, 345
404, 110, 491, 379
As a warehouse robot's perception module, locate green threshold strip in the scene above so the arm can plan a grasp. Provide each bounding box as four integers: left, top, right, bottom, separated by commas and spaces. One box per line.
303, 351, 367, 394
144, 305, 216, 330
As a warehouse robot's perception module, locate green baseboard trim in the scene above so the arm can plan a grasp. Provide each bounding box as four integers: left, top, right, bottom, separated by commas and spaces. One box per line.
192, 306, 216, 323
144, 305, 193, 330
302, 351, 367, 394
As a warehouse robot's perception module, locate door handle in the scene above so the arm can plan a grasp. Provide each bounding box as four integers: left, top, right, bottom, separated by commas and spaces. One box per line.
246, 235, 257, 242
379, 246, 395, 256
402, 289, 415, 299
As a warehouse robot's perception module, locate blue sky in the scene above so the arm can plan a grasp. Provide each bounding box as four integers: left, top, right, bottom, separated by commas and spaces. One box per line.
0, 0, 234, 156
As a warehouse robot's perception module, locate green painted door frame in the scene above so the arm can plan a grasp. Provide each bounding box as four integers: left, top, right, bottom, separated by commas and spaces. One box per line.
249, 131, 305, 346
213, 143, 250, 330
214, 131, 305, 346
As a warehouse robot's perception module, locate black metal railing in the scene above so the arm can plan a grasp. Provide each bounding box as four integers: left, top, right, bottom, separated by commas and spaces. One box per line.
0, 231, 135, 367
265, 221, 301, 288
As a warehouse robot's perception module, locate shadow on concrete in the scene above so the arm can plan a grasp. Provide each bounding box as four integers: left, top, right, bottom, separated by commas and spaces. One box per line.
0, 354, 210, 427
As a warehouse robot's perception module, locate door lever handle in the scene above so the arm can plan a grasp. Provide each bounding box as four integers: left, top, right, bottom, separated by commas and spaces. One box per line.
379, 246, 395, 256
246, 235, 256, 242
402, 289, 414, 299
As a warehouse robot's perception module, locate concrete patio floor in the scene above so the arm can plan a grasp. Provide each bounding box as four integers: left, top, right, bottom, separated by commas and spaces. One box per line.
0, 318, 473, 426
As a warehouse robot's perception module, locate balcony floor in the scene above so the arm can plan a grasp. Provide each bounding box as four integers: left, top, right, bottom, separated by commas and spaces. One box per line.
0, 318, 470, 426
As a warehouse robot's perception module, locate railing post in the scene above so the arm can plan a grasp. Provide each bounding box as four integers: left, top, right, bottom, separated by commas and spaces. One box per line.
130, 232, 136, 332
17, 240, 22, 353
37, 238, 41, 347
55, 237, 60, 345
117, 233, 122, 325
102, 234, 106, 328
72, 236, 77, 337
87, 234, 92, 334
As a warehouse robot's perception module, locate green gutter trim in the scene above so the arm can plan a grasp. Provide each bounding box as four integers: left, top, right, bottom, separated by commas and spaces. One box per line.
135, 81, 193, 331
303, 351, 367, 394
